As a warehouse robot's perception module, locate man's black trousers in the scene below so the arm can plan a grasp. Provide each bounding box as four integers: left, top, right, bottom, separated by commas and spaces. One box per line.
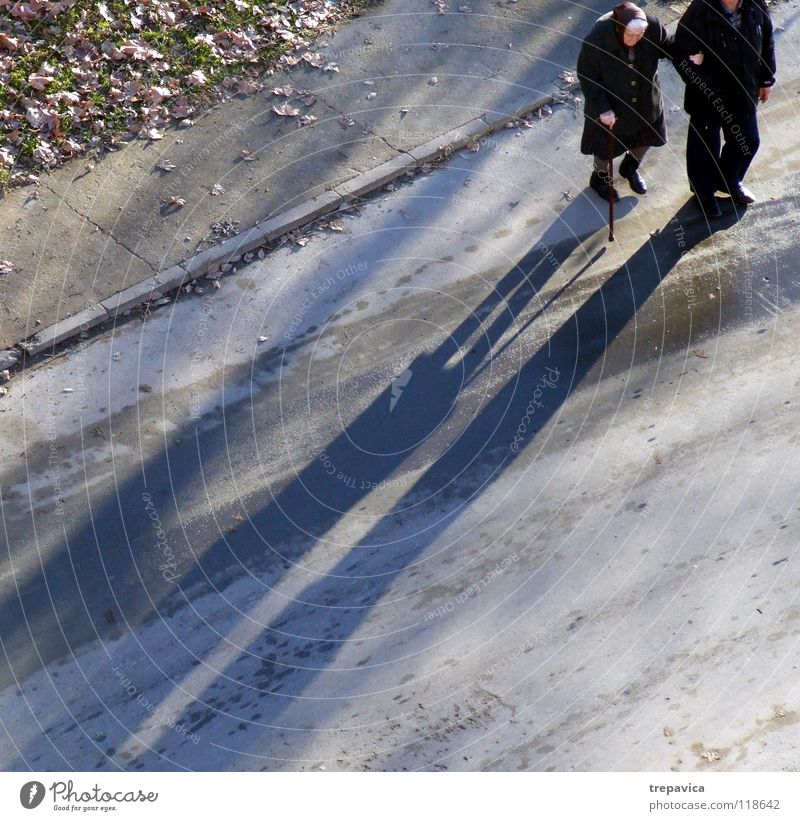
686, 108, 760, 198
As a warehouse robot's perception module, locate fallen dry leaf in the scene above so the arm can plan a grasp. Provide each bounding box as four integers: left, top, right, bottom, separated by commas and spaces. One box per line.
273, 102, 300, 117
0, 0, 367, 186
141, 126, 165, 141
187, 69, 208, 87
237, 79, 261, 94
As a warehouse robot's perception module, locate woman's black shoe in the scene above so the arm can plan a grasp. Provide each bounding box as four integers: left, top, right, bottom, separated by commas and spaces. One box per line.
589, 170, 619, 203
619, 153, 647, 195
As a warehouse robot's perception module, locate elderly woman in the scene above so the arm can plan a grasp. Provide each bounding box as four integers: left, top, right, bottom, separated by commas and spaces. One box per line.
577, 2, 674, 202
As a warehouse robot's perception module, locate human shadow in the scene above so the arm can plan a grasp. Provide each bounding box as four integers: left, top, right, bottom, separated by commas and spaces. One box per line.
0, 195, 607, 700
116, 199, 741, 768
0, 196, 739, 771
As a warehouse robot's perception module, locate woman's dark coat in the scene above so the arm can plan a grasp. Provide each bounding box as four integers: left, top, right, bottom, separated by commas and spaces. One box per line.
673, 0, 776, 118
577, 12, 674, 157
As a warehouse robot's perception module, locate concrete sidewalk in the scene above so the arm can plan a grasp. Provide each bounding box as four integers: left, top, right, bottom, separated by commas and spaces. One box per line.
0, 0, 684, 362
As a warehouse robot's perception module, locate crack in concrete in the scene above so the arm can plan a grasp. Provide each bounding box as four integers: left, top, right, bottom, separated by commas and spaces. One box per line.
42, 182, 157, 274
321, 96, 414, 161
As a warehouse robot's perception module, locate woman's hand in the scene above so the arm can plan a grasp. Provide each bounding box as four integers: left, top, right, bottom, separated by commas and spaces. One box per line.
689, 51, 704, 65
759, 86, 771, 103
599, 110, 617, 128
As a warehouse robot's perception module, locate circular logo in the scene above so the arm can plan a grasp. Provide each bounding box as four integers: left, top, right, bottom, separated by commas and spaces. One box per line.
19, 781, 46, 809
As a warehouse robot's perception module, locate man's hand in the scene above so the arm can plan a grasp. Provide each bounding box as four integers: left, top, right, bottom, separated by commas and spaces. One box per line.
689, 51, 704, 65
599, 110, 617, 128
759, 86, 771, 103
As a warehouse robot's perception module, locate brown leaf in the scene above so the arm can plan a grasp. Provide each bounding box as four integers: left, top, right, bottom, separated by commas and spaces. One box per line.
237, 78, 261, 94
273, 102, 300, 117
28, 73, 53, 91
187, 69, 208, 86
141, 126, 165, 141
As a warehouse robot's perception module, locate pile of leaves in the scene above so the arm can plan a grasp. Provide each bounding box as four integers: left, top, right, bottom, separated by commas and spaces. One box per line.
0, 0, 373, 186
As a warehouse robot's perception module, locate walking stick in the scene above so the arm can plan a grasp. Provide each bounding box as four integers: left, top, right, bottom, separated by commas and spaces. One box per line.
607, 123, 615, 243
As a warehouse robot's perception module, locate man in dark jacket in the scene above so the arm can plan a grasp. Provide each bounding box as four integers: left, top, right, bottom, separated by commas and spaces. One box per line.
674, 0, 776, 217
577, 2, 674, 202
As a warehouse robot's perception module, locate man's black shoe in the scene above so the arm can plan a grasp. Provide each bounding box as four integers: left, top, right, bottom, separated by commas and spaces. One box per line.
589, 170, 619, 203
619, 153, 647, 195
728, 182, 757, 205
694, 194, 722, 219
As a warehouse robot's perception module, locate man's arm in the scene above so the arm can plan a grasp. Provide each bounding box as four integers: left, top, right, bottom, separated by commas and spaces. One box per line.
758, 0, 777, 89
672, 0, 706, 82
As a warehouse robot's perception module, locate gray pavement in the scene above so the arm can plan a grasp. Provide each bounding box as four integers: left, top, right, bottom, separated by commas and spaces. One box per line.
1, 1, 800, 773
0, 0, 677, 353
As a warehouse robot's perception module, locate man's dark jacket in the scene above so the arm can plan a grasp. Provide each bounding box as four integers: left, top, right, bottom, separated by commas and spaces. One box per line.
577, 12, 674, 140
674, 0, 776, 117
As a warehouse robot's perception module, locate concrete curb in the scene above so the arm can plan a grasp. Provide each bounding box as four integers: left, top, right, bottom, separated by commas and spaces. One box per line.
10, 84, 577, 366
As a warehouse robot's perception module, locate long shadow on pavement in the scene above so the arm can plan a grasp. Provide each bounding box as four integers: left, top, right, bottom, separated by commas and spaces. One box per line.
0, 197, 740, 769
118, 199, 741, 768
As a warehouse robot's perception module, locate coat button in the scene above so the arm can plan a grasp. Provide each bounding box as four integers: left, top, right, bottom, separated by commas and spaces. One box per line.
631, 80, 637, 86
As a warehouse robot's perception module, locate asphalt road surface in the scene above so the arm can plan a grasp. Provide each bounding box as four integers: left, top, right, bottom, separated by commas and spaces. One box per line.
2, 4, 800, 771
